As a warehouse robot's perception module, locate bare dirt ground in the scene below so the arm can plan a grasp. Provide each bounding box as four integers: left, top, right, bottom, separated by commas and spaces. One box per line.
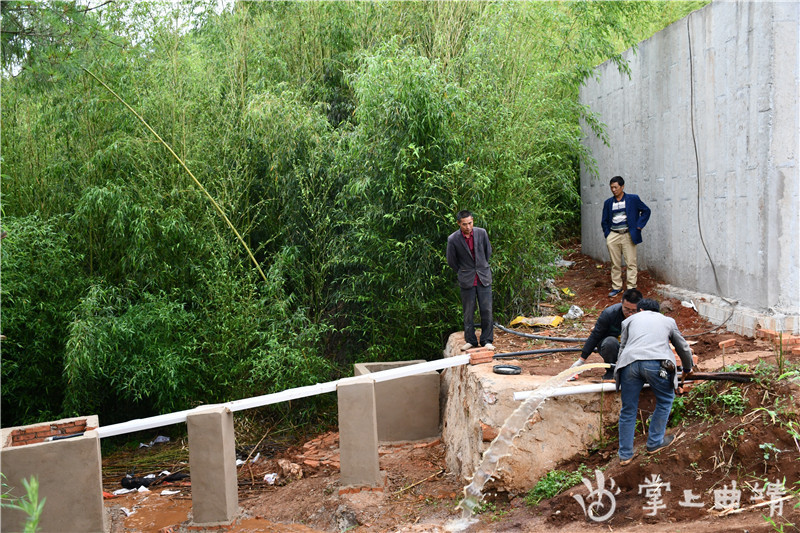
104, 249, 800, 532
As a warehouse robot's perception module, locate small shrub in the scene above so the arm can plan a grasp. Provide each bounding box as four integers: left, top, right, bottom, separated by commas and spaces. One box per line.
525, 465, 591, 505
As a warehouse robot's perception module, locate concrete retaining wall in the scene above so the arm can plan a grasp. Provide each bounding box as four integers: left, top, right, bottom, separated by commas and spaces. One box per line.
579, 0, 799, 334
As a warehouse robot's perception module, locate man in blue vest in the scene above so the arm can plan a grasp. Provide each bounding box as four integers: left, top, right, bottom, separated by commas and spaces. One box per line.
446, 210, 494, 351
601, 176, 651, 298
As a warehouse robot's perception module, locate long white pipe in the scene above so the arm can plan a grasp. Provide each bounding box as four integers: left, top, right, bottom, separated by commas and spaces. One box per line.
97, 355, 470, 438
514, 382, 622, 401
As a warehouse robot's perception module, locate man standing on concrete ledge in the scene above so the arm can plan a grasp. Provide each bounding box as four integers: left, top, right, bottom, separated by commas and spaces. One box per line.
446, 210, 494, 351
568, 288, 643, 381
615, 298, 693, 466
602, 176, 650, 297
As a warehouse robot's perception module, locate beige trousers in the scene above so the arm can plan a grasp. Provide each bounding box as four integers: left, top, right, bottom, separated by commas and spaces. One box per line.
606, 231, 638, 291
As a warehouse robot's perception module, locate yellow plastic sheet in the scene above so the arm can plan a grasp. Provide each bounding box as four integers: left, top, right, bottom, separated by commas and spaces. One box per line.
508, 315, 564, 328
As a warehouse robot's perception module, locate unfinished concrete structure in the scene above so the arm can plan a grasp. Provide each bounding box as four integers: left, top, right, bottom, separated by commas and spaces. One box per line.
440, 335, 620, 492
1, 416, 106, 533
353, 360, 440, 442
579, 0, 799, 336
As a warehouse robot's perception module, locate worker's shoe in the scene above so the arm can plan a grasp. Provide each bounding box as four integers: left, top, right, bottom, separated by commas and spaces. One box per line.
483, 342, 496, 351
461, 342, 476, 351
608, 289, 622, 298
619, 454, 637, 466
646, 434, 675, 454
601, 372, 615, 382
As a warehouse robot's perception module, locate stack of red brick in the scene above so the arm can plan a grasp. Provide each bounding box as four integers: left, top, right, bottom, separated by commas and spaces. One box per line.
467, 345, 495, 365
8, 419, 95, 447
757, 329, 800, 355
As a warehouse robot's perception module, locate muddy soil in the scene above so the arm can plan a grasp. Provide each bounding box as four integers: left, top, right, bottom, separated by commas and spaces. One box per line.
104, 250, 800, 532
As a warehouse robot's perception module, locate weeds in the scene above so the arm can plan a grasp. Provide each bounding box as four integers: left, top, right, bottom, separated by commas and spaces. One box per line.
525, 464, 592, 505
759, 442, 781, 461
1, 475, 45, 533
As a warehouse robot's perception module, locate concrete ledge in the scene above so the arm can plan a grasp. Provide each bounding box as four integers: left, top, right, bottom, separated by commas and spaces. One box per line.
1, 416, 107, 533
656, 283, 800, 337
354, 360, 440, 442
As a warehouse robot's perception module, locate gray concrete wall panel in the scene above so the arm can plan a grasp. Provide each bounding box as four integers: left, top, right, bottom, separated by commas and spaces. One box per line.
580, 0, 798, 330
1, 418, 106, 533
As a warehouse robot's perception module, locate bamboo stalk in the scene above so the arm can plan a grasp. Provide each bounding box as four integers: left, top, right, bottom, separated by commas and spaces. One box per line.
81, 67, 268, 283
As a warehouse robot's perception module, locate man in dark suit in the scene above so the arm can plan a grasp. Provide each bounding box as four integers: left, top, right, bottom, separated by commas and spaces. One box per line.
601, 176, 651, 297
446, 210, 494, 351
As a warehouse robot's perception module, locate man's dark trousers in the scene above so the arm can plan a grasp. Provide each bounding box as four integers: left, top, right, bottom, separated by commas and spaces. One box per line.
461, 284, 493, 346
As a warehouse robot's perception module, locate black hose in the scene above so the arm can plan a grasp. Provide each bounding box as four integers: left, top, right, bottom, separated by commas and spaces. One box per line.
494, 322, 588, 343
493, 347, 583, 359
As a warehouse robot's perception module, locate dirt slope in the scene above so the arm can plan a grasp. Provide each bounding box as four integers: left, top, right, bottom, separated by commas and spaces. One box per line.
104, 250, 800, 532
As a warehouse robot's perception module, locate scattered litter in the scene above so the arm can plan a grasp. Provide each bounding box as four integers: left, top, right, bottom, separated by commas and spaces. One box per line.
553, 258, 575, 268
563, 305, 584, 320
137, 485, 150, 493
121, 471, 188, 490
264, 473, 278, 485
251, 452, 261, 463
160, 489, 180, 496
139, 435, 170, 448
120, 507, 134, 517
561, 287, 575, 297
113, 488, 135, 496
102, 491, 118, 499
122, 475, 153, 489
509, 315, 564, 328
681, 300, 698, 312
236, 459, 246, 466
596, 264, 603, 269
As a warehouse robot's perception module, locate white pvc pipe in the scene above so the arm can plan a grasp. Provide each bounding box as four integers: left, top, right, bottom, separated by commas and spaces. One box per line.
513, 378, 706, 401
97, 355, 470, 438
513, 382, 617, 401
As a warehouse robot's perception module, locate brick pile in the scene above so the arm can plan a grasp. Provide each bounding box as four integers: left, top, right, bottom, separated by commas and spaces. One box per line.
757, 329, 800, 355
296, 431, 340, 469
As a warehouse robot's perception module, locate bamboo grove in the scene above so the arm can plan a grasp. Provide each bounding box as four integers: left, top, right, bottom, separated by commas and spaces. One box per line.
0, 1, 706, 429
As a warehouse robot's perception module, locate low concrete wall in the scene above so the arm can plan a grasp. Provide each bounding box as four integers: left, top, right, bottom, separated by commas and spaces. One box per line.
354, 360, 440, 442
441, 334, 620, 493
1, 416, 107, 533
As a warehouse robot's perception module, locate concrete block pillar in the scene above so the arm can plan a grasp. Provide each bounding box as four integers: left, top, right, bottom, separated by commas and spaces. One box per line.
186, 406, 238, 526
337, 378, 381, 487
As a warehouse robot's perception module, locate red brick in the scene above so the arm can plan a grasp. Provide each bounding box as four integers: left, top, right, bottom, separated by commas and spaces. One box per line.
718, 339, 736, 349
469, 353, 494, 365
757, 329, 778, 339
